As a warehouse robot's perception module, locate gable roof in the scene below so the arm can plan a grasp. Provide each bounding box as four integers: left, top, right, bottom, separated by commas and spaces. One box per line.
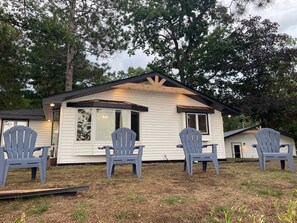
0, 109, 45, 120
224, 125, 297, 140
224, 125, 258, 138
43, 71, 240, 119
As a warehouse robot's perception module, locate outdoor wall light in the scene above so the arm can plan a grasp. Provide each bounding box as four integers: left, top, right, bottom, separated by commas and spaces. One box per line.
50, 103, 55, 107
228, 114, 232, 118
101, 115, 109, 119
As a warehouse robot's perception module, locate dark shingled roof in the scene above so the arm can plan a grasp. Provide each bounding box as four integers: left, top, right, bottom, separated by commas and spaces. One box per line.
0, 109, 45, 120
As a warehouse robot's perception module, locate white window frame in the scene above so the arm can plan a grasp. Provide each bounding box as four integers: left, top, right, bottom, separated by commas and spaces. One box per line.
75, 108, 141, 143
76, 108, 92, 141
186, 113, 209, 135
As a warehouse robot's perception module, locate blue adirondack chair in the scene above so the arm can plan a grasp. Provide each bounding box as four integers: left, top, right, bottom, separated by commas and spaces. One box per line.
0, 126, 49, 186
100, 128, 144, 178
178, 128, 219, 175
253, 128, 295, 172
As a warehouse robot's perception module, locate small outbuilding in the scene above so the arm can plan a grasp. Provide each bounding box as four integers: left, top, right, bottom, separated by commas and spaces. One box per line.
224, 125, 297, 158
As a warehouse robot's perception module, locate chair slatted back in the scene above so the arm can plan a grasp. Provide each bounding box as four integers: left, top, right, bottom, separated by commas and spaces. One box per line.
112, 128, 136, 155
255, 128, 280, 153
3, 126, 37, 159
179, 128, 203, 154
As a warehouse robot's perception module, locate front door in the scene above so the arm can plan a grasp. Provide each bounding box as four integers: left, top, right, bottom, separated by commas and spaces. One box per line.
232, 143, 242, 158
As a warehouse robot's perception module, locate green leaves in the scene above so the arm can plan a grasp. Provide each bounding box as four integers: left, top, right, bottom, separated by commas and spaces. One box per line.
218, 17, 297, 133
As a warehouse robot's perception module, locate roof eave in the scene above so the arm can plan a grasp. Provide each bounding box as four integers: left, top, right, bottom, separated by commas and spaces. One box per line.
42, 71, 240, 119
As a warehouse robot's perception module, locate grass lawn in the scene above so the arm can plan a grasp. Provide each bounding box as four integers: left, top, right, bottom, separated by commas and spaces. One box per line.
1, 160, 297, 222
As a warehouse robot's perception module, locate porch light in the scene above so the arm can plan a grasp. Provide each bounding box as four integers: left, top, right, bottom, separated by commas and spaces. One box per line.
102, 115, 109, 119
50, 103, 55, 107
228, 114, 232, 118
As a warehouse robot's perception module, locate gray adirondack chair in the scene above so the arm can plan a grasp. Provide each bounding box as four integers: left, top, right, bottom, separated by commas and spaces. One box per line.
253, 128, 295, 172
178, 128, 219, 175
101, 128, 144, 178
0, 126, 49, 187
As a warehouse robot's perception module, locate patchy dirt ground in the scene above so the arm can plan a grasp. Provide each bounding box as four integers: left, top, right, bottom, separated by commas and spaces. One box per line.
1, 160, 297, 222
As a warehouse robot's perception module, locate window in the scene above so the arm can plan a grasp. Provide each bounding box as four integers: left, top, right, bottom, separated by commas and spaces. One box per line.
131, 111, 140, 140
95, 109, 129, 141
76, 108, 141, 141
186, 113, 209, 134
187, 114, 196, 129
51, 110, 60, 146
77, 109, 92, 141
1, 120, 28, 145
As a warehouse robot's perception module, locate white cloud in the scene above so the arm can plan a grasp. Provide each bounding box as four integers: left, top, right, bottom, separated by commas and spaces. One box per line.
245, 0, 297, 37
90, 50, 154, 73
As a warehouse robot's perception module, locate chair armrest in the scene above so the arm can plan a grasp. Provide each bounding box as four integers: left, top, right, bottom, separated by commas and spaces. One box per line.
100, 146, 113, 159
33, 146, 49, 162
176, 144, 183, 148
134, 145, 145, 149
252, 144, 262, 156
134, 145, 145, 157
280, 144, 294, 155
98, 146, 114, 150
34, 146, 51, 152
202, 144, 218, 153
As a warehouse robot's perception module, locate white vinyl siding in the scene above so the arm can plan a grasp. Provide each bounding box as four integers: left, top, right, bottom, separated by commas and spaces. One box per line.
0, 119, 51, 156
28, 120, 52, 148
0, 120, 51, 147
57, 88, 226, 164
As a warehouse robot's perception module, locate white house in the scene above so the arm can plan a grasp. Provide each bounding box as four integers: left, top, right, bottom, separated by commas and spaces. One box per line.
0, 72, 239, 164
224, 125, 297, 158
0, 109, 52, 150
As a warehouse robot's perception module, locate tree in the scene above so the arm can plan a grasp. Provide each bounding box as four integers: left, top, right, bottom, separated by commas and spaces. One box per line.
110, 67, 152, 80
216, 17, 297, 133
123, 0, 233, 87
224, 0, 274, 15
1, 0, 129, 91
223, 115, 258, 132
26, 12, 113, 104
121, 0, 274, 88
0, 4, 114, 108
0, 17, 29, 109
47, 0, 130, 91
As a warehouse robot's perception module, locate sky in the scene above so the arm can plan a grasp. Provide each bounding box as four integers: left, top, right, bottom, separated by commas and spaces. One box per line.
98, 0, 297, 73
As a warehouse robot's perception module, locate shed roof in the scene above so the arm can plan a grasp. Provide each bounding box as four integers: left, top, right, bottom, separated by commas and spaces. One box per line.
224, 125, 297, 140
224, 125, 258, 138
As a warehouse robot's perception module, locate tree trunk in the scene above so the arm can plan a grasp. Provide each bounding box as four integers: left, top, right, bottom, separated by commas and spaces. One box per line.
179, 69, 186, 84
65, 44, 74, 91
65, 0, 76, 92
